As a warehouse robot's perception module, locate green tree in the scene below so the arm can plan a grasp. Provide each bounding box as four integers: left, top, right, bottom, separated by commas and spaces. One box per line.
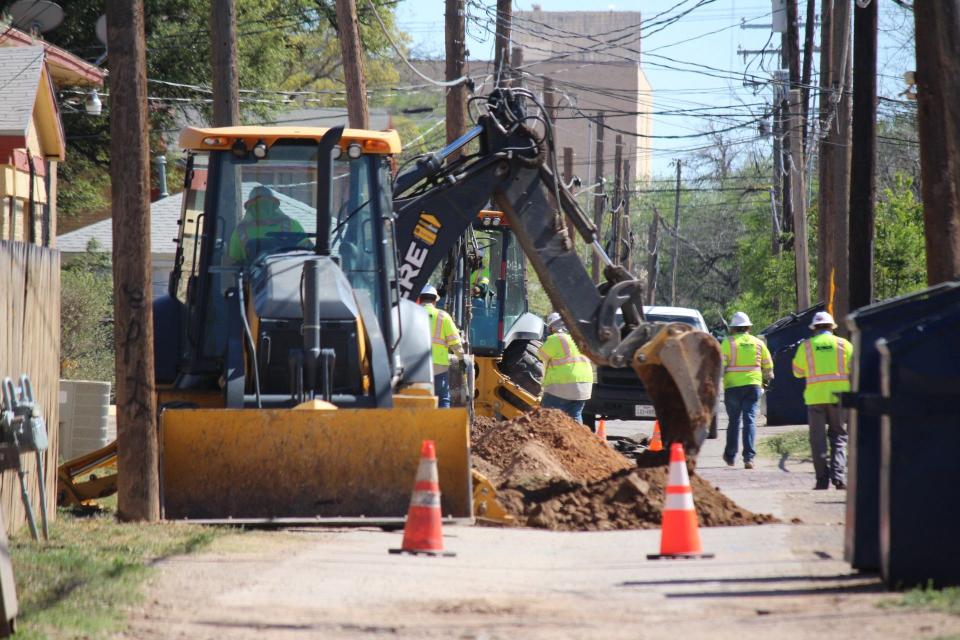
61, 240, 114, 383
875, 174, 926, 300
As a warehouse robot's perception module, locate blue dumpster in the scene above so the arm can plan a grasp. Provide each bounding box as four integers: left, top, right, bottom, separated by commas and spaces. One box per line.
877, 305, 960, 588
842, 281, 960, 571
759, 304, 824, 426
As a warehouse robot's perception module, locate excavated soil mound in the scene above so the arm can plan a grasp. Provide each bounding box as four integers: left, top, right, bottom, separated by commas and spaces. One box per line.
472, 409, 776, 531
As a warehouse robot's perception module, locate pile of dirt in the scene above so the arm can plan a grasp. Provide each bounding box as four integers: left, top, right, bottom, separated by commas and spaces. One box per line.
472, 408, 776, 531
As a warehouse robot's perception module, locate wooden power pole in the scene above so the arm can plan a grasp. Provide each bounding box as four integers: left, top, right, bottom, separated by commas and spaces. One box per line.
623, 158, 632, 272
848, 0, 877, 311
335, 0, 369, 128
211, 0, 240, 126
817, 0, 852, 321
612, 135, 623, 265
670, 159, 682, 306
106, 0, 159, 522
591, 113, 605, 284
563, 146, 574, 185
789, 89, 811, 310
646, 206, 661, 305
914, 2, 960, 284
493, 0, 512, 86
510, 45, 523, 86
445, 0, 467, 148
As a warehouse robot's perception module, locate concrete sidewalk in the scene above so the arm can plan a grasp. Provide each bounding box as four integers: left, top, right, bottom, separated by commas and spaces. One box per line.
125, 422, 960, 639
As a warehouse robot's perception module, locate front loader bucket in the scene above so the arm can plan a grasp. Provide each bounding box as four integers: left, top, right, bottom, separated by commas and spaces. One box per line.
633, 323, 722, 462
160, 407, 471, 522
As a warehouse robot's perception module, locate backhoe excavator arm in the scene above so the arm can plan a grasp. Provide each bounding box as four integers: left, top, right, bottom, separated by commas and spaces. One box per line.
394, 89, 721, 458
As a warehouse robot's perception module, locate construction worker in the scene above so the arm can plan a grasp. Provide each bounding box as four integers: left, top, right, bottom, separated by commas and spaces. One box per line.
419, 284, 464, 408
792, 311, 854, 490
228, 185, 305, 264
538, 312, 594, 423
720, 312, 774, 469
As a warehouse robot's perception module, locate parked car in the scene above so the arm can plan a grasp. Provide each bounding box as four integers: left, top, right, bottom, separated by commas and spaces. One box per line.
584, 306, 719, 438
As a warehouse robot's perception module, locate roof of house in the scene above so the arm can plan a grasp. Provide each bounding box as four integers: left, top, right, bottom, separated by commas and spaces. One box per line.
0, 46, 47, 136
58, 192, 184, 256
0, 28, 106, 87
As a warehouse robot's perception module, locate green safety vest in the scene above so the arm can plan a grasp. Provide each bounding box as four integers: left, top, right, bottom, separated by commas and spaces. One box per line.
792, 331, 854, 405
424, 304, 462, 368
721, 333, 773, 389
228, 206, 304, 263
539, 332, 594, 387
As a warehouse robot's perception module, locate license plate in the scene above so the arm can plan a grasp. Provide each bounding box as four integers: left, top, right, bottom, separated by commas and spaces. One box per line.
634, 405, 656, 418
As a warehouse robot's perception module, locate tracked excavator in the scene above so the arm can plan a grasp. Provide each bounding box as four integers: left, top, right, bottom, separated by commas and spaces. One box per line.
59, 88, 720, 520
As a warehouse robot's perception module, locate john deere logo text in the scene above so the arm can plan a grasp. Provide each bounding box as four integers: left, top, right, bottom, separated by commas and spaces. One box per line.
413, 212, 441, 246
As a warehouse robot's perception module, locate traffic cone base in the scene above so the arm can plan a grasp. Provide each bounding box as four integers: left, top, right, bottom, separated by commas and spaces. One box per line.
647, 442, 714, 560
389, 440, 456, 558
597, 419, 607, 441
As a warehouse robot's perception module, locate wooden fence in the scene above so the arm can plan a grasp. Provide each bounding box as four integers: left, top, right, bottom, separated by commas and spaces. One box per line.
0, 241, 60, 536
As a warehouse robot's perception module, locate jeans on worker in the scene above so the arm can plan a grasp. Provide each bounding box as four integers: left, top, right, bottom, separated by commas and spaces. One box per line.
807, 403, 848, 486
434, 372, 451, 408
724, 384, 762, 463
541, 393, 586, 424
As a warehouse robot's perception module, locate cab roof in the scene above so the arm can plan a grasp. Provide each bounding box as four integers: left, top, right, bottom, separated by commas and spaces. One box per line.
178, 125, 402, 155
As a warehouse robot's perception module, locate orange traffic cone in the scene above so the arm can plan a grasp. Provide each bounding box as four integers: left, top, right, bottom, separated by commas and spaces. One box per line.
648, 420, 664, 452
597, 419, 607, 441
389, 440, 455, 557
647, 442, 714, 560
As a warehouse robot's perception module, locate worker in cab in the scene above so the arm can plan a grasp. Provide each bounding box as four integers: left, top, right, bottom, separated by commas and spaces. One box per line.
538, 312, 594, 424
721, 312, 774, 469
228, 185, 305, 264
792, 311, 854, 490
418, 284, 464, 408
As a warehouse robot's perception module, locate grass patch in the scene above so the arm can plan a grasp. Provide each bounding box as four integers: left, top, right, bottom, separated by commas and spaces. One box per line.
10, 509, 223, 639
757, 429, 812, 462
881, 584, 960, 618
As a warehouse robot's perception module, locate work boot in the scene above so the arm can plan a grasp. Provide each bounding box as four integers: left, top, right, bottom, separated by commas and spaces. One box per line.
834, 480, 847, 490
814, 478, 829, 490
744, 460, 754, 469
723, 455, 734, 467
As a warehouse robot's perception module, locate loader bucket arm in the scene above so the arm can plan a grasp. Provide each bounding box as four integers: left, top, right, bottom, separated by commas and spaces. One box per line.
392, 89, 722, 459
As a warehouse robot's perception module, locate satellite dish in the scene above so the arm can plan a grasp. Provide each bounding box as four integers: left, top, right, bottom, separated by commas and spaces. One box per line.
95, 15, 107, 47
9, 0, 64, 34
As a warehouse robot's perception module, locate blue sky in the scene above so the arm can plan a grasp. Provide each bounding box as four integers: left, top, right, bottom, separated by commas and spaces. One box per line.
394, 0, 915, 177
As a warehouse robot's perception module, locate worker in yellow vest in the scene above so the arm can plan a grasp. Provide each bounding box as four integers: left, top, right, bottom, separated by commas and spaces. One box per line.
537, 312, 594, 424
721, 312, 774, 469
419, 284, 464, 408
792, 311, 854, 490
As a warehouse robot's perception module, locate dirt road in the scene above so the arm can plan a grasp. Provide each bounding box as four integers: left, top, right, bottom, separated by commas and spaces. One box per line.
123, 422, 959, 639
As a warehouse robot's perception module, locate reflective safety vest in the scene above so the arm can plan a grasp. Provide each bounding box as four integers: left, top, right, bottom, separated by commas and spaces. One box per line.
721, 332, 773, 389
539, 332, 594, 388
792, 331, 854, 405
228, 210, 304, 263
424, 304, 462, 369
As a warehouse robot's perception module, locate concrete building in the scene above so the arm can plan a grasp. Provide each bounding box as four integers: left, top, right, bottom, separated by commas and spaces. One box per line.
509, 7, 652, 183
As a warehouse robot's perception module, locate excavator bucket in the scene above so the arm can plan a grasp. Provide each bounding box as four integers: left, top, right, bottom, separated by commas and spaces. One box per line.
632, 323, 722, 461
160, 406, 471, 523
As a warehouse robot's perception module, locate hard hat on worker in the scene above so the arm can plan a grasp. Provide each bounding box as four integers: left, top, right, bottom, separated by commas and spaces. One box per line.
810, 311, 837, 329
729, 311, 752, 327
244, 184, 280, 208
420, 284, 439, 300
545, 312, 564, 329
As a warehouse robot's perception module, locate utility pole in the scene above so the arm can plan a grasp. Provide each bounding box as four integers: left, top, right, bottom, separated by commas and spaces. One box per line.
670, 159, 682, 306
510, 45, 523, 86
817, 0, 852, 322
211, 0, 240, 126
800, 0, 816, 147
646, 205, 661, 305
847, 0, 877, 311
771, 98, 783, 253
914, 2, 960, 284
493, 0, 512, 86
612, 135, 623, 265
623, 158, 632, 272
591, 113, 605, 284
335, 0, 369, 128
563, 146, 574, 186
789, 89, 811, 310
785, 0, 802, 86
543, 77, 556, 153
106, 0, 159, 522
445, 0, 467, 149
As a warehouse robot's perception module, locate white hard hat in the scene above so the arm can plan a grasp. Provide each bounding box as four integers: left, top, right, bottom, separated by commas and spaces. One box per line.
420, 284, 438, 299
810, 311, 837, 329
545, 312, 563, 328
729, 311, 752, 327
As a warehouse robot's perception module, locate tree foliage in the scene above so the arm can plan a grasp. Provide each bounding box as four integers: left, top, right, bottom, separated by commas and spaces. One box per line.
60, 240, 114, 383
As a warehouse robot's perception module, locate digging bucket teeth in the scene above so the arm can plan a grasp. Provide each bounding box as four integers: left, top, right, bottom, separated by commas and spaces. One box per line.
160, 406, 471, 522
632, 323, 722, 462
